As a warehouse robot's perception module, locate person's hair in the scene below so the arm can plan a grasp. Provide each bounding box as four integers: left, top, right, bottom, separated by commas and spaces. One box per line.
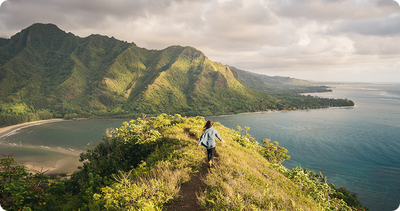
203, 120, 214, 131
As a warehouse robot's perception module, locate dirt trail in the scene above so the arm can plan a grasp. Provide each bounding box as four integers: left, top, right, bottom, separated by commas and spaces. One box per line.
165, 128, 214, 211
165, 160, 209, 211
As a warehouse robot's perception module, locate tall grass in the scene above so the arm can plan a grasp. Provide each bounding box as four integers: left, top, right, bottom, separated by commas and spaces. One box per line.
197, 122, 357, 210
94, 115, 206, 210
198, 124, 321, 210
92, 114, 357, 210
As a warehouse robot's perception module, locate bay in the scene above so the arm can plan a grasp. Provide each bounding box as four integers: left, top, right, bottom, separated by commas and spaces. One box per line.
0, 119, 130, 173
0, 119, 129, 152
0, 83, 399, 210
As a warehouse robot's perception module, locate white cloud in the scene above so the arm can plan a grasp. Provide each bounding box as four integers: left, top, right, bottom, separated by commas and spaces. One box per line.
0, 0, 400, 82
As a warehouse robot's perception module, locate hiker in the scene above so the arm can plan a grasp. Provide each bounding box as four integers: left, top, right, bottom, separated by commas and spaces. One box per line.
198, 120, 225, 167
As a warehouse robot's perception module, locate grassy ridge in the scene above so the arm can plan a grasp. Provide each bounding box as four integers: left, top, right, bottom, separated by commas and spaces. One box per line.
91, 115, 366, 210
0, 114, 366, 210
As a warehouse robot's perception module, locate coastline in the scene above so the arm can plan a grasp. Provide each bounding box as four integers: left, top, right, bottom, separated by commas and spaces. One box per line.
0, 106, 357, 175
15, 146, 82, 175
0, 144, 82, 175
207, 105, 356, 118
0, 118, 82, 175
0, 118, 66, 139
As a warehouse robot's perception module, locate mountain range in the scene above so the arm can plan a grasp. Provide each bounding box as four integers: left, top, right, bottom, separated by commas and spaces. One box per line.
0, 23, 353, 125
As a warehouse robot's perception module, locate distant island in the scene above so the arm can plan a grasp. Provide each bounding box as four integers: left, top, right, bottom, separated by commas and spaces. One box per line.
0, 23, 353, 127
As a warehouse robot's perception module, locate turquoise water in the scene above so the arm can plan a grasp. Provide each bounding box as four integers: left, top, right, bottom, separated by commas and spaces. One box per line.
210, 83, 400, 211
0, 119, 129, 153
0, 83, 399, 210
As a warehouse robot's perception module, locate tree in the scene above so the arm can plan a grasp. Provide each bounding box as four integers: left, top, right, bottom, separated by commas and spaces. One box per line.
261, 138, 290, 164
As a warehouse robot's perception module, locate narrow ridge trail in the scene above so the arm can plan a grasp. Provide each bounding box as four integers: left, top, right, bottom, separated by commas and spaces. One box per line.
165, 160, 210, 211
165, 128, 217, 211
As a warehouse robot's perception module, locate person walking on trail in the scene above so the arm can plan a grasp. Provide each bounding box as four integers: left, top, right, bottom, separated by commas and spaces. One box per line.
198, 120, 225, 167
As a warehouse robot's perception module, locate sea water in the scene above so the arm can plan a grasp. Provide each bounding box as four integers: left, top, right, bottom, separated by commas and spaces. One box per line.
210, 83, 400, 211
0, 119, 129, 152
0, 83, 399, 210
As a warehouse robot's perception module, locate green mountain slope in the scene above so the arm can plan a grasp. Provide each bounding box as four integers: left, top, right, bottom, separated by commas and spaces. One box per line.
233, 67, 332, 95
0, 23, 354, 126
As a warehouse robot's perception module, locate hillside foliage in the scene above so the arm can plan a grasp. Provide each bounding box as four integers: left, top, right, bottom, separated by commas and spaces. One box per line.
0, 114, 367, 210
0, 23, 354, 127
234, 67, 331, 95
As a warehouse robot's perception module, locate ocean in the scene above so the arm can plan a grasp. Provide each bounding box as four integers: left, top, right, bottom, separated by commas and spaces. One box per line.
0, 83, 399, 211
210, 83, 400, 211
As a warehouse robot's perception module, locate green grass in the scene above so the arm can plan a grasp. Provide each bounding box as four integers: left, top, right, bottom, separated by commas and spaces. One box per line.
0, 114, 365, 210
91, 115, 359, 210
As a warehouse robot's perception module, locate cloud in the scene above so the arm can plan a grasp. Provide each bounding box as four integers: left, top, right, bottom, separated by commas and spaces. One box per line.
351, 34, 400, 55
269, 0, 399, 21
330, 14, 400, 36
0, 0, 400, 82
376, 0, 399, 7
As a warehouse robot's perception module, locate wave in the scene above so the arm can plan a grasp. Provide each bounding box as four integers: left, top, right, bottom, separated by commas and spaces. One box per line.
0, 122, 56, 140
0, 129, 22, 140
360, 88, 379, 91
0, 142, 82, 156
379, 91, 400, 99
7, 142, 20, 147
0, 119, 66, 141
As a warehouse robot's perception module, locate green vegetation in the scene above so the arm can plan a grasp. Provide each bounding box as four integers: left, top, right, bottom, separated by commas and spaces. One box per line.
0, 23, 354, 127
0, 151, 69, 210
234, 67, 332, 95
0, 114, 367, 210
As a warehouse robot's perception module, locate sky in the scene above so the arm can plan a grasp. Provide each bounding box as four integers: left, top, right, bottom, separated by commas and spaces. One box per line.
0, 0, 399, 83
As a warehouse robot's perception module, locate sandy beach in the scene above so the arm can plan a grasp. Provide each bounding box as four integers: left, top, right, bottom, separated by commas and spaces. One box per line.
0, 119, 66, 138
0, 119, 82, 175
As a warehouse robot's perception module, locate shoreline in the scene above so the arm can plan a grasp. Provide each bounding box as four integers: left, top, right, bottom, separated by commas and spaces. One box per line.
0, 118, 66, 139
21, 151, 82, 175
0, 106, 356, 174
0, 144, 82, 175
206, 105, 356, 118
0, 118, 83, 174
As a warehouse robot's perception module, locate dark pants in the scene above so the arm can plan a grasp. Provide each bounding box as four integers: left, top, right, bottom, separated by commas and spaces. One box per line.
207, 147, 216, 162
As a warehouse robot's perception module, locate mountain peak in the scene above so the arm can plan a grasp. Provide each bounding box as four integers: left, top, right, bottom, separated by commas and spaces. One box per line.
7, 23, 68, 50
26, 23, 62, 31
0, 23, 354, 120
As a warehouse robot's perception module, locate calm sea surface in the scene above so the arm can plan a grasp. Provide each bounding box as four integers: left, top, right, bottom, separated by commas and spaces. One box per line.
0, 83, 399, 211
211, 83, 400, 211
